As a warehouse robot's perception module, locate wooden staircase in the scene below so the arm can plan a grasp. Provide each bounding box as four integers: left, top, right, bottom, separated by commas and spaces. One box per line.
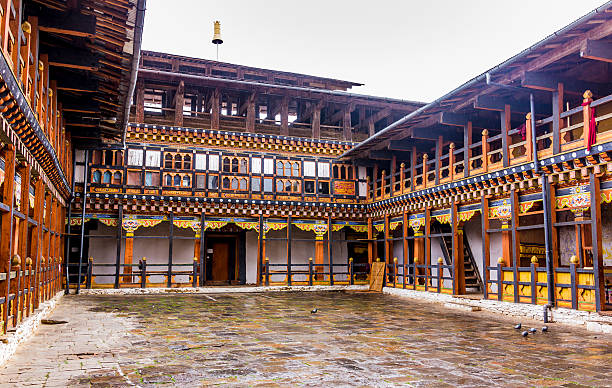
433, 224, 483, 292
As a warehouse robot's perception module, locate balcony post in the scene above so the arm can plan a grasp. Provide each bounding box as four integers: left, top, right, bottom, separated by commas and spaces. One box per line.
525, 113, 533, 163
422, 154, 428, 188
582, 90, 595, 150
448, 143, 455, 181
400, 163, 405, 194
481, 129, 489, 172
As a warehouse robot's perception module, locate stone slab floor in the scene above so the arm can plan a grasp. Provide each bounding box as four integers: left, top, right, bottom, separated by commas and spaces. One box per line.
1, 291, 611, 387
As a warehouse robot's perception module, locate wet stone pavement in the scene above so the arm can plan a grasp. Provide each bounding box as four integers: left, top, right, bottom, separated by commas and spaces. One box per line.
1, 291, 611, 387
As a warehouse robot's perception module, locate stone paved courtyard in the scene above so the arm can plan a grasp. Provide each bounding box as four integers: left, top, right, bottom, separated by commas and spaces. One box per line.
1, 291, 611, 387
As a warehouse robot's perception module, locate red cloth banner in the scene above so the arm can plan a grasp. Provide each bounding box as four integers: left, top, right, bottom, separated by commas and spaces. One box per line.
582, 101, 597, 151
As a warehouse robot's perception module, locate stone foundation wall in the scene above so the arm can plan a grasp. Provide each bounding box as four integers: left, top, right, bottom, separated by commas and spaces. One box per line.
383, 287, 612, 334
0, 292, 63, 367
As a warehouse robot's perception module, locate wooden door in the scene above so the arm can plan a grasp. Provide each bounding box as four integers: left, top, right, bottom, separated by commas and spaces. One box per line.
212, 242, 229, 281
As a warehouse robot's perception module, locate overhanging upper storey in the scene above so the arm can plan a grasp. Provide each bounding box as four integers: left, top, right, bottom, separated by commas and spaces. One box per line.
340, 1, 612, 162
130, 51, 425, 143
0, 0, 145, 199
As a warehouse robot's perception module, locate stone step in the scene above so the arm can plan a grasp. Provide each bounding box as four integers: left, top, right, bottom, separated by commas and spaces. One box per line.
443, 301, 481, 312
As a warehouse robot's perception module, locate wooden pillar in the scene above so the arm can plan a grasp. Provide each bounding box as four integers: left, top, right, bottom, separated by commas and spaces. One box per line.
590, 173, 605, 311
17, 163, 30, 264
373, 164, 378, 199
246, 92, 256, 132
168, 213, 174, 287
287, 216, 292, 285
501, 104, 510, 167
481, 195, 490, 299
452, 201, 465, 295
20, 19, 31, 96
448, 143, 455, 181
422, 154, 428, 188
135, 80, 145, 123
525, 114, 533, 162
1, 145, 15, 332
384, 214, 390, 266
583, 90, 594, 149
256, 215, 263, 286
435, 136, 441, 185
510, 190, 520, 303
32, 178, 43, 307
368, 118, 375, 137
114, 206, 123, 289
481, 129, 489, 172
367, 218, 374, 266
211, 88, 220, 130
413, 219, 425, 286
424, 209, 431, 288
463, 121, 472, 178
312, 105, 321, 139
402, 211, 408, 286
411, 147, 417, 190
315, 232, 324, 281
123, 235, 134, 284
343, 106, 352, 141
552, 83, 564, 154
550, 183, 558, 269
280, 96, 289, 135
390, 156, 397, 193
174, 81, 184, 127
194, 232, 201, 266
327, 215, 332, 285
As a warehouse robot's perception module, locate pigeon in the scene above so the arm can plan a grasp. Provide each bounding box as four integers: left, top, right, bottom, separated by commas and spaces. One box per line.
521, 331, 529, 337
311, 308, 318, 314
514, 323, 522, 329
542, 326, 548, 332
529, 328, 537, 333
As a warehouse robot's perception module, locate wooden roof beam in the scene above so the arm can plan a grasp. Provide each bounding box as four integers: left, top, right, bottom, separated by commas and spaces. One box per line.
48, 46, 98, 71
412, 126, 464, 143
369, 150, 412, 160
474, 95, 551, 114
580, 38, 612, 63
38, 10, 96, 38
387, 138, 435, 151
521, 71, 609, 95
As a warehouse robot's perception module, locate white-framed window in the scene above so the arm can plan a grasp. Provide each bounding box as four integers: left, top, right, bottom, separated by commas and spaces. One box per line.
263, 158, 274, 174
127, 149, 143, 166
358, 166, 367, 180
145, 150, 160, 167
317, 162, 330, 178
208, 154, 219, 171
195, 154, 207, 170
74, 165, 85, 183
251, 157, 262, 174
303, 161, 316, 177
75, 149, 85, 163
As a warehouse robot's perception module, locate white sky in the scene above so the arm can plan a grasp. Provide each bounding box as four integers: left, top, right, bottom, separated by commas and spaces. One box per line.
141, 0, 606, 102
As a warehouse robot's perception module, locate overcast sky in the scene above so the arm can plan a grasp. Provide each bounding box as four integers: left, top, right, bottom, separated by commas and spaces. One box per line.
141, 0, 606, 102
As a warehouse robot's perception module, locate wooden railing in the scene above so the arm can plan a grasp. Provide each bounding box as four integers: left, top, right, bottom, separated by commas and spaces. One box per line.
263, 257, 368, 286
0, 255, 63, 335
382, 257, 454, 294
485, 257, 597, 312
368, 91, 612, 201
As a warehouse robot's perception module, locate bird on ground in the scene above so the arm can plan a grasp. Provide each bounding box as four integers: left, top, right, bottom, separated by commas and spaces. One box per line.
529, 328, 537, 333
521, 331, 529, 337
311, 308, 318, 314
542, 326, 548, 332
514, 323, 522, 329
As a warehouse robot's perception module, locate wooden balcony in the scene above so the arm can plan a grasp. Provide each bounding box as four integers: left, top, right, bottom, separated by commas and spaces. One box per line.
368, 91, 612, 202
